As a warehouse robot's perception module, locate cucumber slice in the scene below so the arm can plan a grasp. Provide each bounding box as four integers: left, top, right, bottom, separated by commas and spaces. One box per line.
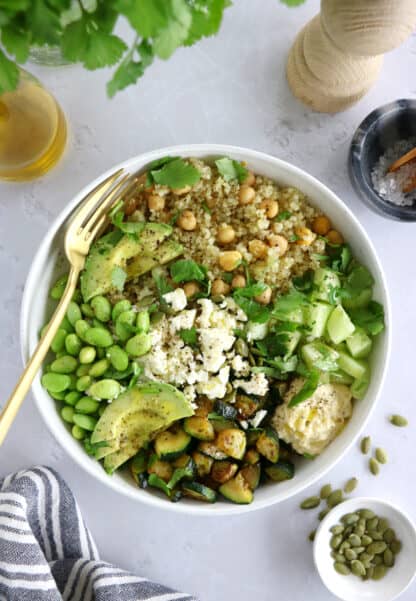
337, 350, 368, 379
284, 329, 302, 356
346, 328, 372, 358
301, 341, 339, 372
342, 287, 372, 310
305, 302, 333, 340
329, 369, 354, 385
284, 307, 304, 325
154, 428, 191, 460
351, 376, 370, 400
327, 305, 355, 344
313, 268, 340, 303
182, 481, 217, 503
219, 472, 253, 504
246, 321, 268, 341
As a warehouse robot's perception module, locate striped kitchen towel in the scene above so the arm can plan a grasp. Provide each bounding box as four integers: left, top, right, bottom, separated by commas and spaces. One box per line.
0, 466, 196, 601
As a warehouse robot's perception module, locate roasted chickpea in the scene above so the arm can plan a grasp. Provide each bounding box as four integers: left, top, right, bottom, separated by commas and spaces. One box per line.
177, 210, 197, 231
239, 185, 255, 205
327, 229, 344, 245
216, 224, 236, 245
172, 185, 191, 196
249, 239, 268, 259
260, 199, 279, 219
147, 194, 165, 211
267, 234, 289, 255
243, 171, 256, 186
183, 281, 200, 298
295, 226, 316, 246
254, 286, 272, 305
312, 215, 331, 236
211, 278, 231, 296
219, 251, 242, 272
231, 274, 246, 289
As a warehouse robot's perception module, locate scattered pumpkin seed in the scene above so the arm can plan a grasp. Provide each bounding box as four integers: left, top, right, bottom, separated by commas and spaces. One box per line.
360, 436, 371, 454
344, 477, 358, 494
300, 495, 321, 509
365, 566, 374, 580
318, 508, 330, 521
349, 534, 362, 547
390, 414, 408, 427
327, 489, 343, 508
320, 484, 332, 499
369, 458, 380, 476
373, 554, 383, 566
342, 512, 359, 526
372, 565, 387, 580
334, 562, 350, 575
308, 530, 316, 542
351, 560, 366, 577
375, 448, 388, 464
344, 549, 357, 561
354, 524, 365, 537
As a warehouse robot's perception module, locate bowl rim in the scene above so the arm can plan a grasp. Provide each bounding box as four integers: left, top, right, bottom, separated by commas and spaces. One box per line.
20, 143, 392, 516
349, 98, 416, 222
313, 496, 416, 601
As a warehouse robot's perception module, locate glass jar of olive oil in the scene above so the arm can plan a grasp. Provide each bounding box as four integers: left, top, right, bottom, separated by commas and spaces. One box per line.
0, 69, 67, 181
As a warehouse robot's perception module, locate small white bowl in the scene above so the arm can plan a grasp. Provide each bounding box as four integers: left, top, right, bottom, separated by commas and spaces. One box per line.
314, 497, 416, 601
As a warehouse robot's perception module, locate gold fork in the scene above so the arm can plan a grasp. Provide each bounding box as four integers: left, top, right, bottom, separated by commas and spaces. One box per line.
0, 168, 139, 446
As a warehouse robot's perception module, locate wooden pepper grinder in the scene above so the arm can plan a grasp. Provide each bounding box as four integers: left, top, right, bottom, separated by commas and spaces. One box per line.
286, 0, 416, 113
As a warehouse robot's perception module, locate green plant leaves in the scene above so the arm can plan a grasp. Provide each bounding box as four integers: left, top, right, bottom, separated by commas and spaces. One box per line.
0, 48, 18, 93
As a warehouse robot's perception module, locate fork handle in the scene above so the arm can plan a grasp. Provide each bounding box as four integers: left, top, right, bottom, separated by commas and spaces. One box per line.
0, 267, 80, 446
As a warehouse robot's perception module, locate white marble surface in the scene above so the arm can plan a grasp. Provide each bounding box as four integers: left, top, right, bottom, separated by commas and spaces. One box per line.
1, 1, 416, 599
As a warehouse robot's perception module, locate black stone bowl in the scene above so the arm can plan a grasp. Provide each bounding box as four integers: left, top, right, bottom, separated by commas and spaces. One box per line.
349, 99, 416, 222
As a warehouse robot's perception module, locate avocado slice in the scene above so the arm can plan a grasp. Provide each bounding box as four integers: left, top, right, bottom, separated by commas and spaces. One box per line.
126, 239, 184, 280
81, 222, 172, 302
91, 382, 194, 472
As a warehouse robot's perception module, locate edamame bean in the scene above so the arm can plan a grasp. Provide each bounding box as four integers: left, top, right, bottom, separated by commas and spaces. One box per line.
76, 375, 93, 392
75, 397, 100, 414
49, 390, 67, 401
65, 333, 82, 356
88, 379, 121, 400
107, 345, 129, 371
60, 315, 74, 332
81, 303, 94, 318
125, 333, 152, 357
50, 355, 78, 374
136, 311, 150, 333
72, 289, 82, 304
76, 364, 90, 377
84, 327, 113, 348
75, 319, 90, 341
89, 359, 110, 377
96, 347, 106, 358
112, 299, 131, 322
92, 318, 107, 329
79, 346, 96, 364
51, 329, 67, 353
65, 391, 82, 406
61, 406, 75, 423
73, 414, 97, 431
67, 301, 82, 326
91, 295, 112, 322
115, 310, 135, 341
41, 373, 72, 393
50, 274, 68, 300
71, 424, 87, 440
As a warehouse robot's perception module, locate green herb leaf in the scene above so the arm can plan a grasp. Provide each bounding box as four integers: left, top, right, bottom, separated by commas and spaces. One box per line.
0, 48, 18, 93
179, 327, 197, 346
273, 289, 309, 320
61, 18, 89, 62
170, 259, 206, 283
111, 209, 146, 236
234, 297, 270, 324
348, 301, 385, 336
107, 58, 144, 97
330, 244, 352, 273
233, 281, 267, 299
292, 270, 314, 293
276, 210, 292, 221
185, 0, 230, 45
288, 369, 320, 407
83, 29, 127, 70
215, 157, 248, 183
115, 0, 168, 37
280, 0, 307, 5
1, 24, 30, 62
111, 265, 127, 291
153, 0, 192, 59
28, 0, 61, 45
153, 273, 173, 297
151, 158, 201, 189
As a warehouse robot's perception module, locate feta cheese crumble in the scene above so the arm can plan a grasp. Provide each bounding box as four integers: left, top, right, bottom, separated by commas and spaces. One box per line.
162, 288, 188, 311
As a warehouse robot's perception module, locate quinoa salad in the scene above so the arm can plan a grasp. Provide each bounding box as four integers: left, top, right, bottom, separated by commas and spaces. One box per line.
41, 156, 385, 505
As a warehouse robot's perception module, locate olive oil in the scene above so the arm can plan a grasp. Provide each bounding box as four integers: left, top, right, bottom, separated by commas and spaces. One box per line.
0, 70, 67, 181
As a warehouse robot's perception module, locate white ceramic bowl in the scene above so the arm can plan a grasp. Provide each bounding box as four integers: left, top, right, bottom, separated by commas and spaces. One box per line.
20, 144, 391, 515
314, 497, 416, 601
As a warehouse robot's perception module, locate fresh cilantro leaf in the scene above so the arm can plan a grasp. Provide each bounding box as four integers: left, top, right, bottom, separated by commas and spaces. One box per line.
61, 18, 89, 62
147, 156, 179, 171
151, 158, 201, 189
288, 369, 320, 407
348, 301, 385, 336
107, 58, 144, 97
345, 264, 374, 293
111, 209, 146, 236
233, 281, 268, 299
330, 244, 352, 273
215, 157, 248, 183
0, 0, 30, 8
114, 0, 169, 38
266, 355, 298, 373
0, 48, 18, 93
234, 296, 270, 324
111, 265, 127, 291
170, 259, 207, 283
185, 0, 229, 45
28, 0, 61, 45
153, 270, 173, 297
83, 29, 127, 70
179, 327, 197, 346
276, 210, 292, 221
1, 24, 30, 62
273, 289, 309, 320
280, 0, 307, 5
293, 270, 314, 293
153, 0, 192, 59
289, 234, 299, 242
137, 38, 153, 67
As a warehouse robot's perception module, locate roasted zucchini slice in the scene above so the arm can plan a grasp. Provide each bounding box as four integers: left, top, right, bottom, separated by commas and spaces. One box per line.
235, 393, 259, 419
198, 441, 228, 460
209, 416, 237, 433
211, 460, 239, 484
246, 428, 263, 446
182, 481, 217, 503
243, 448, 260, 465
172, 453, 192, 468
192, 451, 214, 477
219, 472, 253, 504
214, 400, 238, 420
240, 464, 261, 490
194, 397, 214, 417
256, 428, 279, 463
147, 454, 173, 482
184, 416, 215, 441
216, 428, 246, 460
167, 458, 195, 489
265, 460, 295, 482
154, 427, 191, 460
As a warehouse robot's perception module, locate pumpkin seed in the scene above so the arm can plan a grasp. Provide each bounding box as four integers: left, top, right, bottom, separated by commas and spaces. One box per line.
383, 549, 394, 567
369, 530, 383, 541
344, 477, 358, 494
300, 495, 320, 509
351, 560, 366, 577
367, 541, 387, 555
344, 549, 357, 561
327, 489, 343, 508
320, 484, 332, 499
359, 509, 375, 519
339, 541, 351, 553
330, 525, 344, 535
354, 524, 365, 537
334, 562, 350, 575
349, 534, 362, 547
377, 518, 389, 532
341, 512, 359, 525
372, 565, 387, 580
365, 566, 374, 580
359, 552, 374, 564
360, 436, 371, 454
375, 447, 388, 464
368, 517, 379, 530
383, 528, 395, 544
318, 508, 330, 521
391, 539, 402, 554
330, 535, 343, 549
390, 414, 408, 427
373, 555, 383, 566
334, 553, 346, 562
369, 458, 380, 476
361, 535, 372, 546
308, 530, 316, 542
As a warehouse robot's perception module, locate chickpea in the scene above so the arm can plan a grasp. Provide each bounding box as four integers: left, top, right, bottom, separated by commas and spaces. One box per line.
249, 239, 268, 259
260, 199, 279, 219
326, 229, 344, 245
172, 185, 191, 196
218, 251, 242, 272
254, 286, 272, 305
124, 197, 138, 216
239, 185, 255, 205
267, 234, 289, 255
147, 193, 165, 211
312, 215, 331, 236
294, 226, 316, 246
216, 224, 236, 245
177, 210, 197, 231
231, 274, 246, 289
211, 278, 231, 296
243, 171, 256, 186
183, 281, 200, 298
